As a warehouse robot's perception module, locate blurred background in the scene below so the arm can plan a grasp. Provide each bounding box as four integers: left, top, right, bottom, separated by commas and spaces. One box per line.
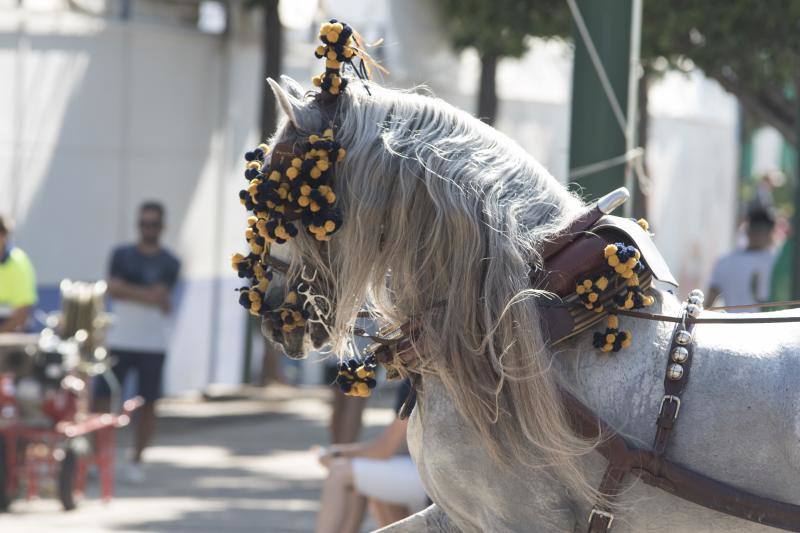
0, 0, 797, 531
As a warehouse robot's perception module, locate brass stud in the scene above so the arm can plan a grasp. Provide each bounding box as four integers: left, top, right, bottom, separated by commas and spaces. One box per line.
675, 329, 692, 346
671, 346, 689, 363
667, 363, 684, 381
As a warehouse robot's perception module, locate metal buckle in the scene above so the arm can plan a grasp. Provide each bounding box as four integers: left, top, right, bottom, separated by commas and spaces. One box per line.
659, 395, 681, 420
588, 508, 614, 529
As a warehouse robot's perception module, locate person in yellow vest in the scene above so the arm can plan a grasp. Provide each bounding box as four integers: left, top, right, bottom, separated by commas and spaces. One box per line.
0, 215, 37, 333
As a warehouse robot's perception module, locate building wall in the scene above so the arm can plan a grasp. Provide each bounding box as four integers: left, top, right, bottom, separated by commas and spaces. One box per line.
0, 5, 260, 394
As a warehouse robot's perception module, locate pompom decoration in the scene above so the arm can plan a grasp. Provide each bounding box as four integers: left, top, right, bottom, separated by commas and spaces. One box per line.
312, 20, 356, 95
577, 231, 656, 353
336, 354, 378, 397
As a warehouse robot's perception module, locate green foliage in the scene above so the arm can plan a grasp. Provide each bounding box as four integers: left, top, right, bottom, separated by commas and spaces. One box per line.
437, 0, 571, 58
643, 1, 800, 89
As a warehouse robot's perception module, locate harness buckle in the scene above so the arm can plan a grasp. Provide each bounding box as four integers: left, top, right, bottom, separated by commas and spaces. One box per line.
659, 395, 681, 420
588, 508, 614, 529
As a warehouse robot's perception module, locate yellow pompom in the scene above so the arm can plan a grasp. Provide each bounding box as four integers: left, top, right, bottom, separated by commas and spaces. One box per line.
286, 167, 298, 179
607, 315, 619, 329
337, 148, 346, 161
601, 344, 613, 353
356, 367, 369, 379
269, 170, 281, 182
329, 86, 340, 95
292, 158, 302, 169
247, 215, 258, 226
323, 128, 334, 138
643, 295, 655, 307
320, 22, 333, 34
285, 291, 297, 304
326, 30, 339, 43
604, 244, 618, 258
621, 333, 632, 348
621, 270, 634, 279
608, 255, 620, 267
309, 134, 319, 143
298, 196, 310, 207
606, 333, 616, 344
614, 263, 627, 274
325, 192, 336, 203
331, 22, 343, 32
596, 276, 609, 291
627, 275, 640, 286
316, 45, 326, 56
343, 47, 354, 58
332, 76, 341, 87
310, 167, 322, 179
625, 257, 638, 269
258, 143, 270, 153
624, 298, 634, 309
576, 285, 586, 295
231, 253, 245, 269
247, 161, 261, 170
582, 279, 593, 289
327, 50, 337, 61
637, 218, 649, 231
310, 202, 320, 213
588, 292, 598, 303
300, 185, 312, 196
354, 382, 370, 397
317, 160, 330, 171
324, 220, 336, 232
312, 75, 322, 87
325, 59, 341, 69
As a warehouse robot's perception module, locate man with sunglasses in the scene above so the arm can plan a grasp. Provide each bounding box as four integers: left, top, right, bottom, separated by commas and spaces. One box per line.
94, 201, 180, 483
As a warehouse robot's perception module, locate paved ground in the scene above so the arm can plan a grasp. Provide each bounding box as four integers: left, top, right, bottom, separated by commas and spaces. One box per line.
0, 384, 399, 533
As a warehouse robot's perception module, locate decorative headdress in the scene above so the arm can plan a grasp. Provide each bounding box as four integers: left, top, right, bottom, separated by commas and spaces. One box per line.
231, 20, 379, 396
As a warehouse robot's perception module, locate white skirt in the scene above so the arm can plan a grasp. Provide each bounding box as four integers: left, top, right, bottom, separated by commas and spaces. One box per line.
351, 455, 429, 511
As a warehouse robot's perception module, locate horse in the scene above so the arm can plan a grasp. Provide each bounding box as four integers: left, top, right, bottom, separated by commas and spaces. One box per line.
260, 75, 800, 532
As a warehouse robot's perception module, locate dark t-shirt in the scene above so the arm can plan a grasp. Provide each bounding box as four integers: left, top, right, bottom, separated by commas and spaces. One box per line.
109, 245, 180, 288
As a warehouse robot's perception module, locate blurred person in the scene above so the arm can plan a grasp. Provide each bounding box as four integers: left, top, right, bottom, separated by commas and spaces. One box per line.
0, 214, 37, 333
755, 169, 785, 210
707, 206, 777, 310
312, 380, 427, 533
93, 201, 180, 483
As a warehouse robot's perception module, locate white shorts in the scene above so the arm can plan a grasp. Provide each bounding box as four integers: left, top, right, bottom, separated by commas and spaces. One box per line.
351, 455, 429, 511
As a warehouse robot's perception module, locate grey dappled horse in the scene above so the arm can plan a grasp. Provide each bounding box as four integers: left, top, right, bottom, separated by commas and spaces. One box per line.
264, 76, 800, 532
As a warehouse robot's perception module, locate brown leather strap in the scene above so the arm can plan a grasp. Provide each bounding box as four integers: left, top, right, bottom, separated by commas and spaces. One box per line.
563, 391, 800, 532
653, 306, 695, 456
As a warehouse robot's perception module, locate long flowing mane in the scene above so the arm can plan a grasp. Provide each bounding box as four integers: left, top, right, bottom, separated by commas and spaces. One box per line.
280, 82, 599, 504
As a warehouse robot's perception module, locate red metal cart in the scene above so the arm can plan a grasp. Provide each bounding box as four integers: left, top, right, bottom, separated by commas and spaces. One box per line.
0, 280, 137, 511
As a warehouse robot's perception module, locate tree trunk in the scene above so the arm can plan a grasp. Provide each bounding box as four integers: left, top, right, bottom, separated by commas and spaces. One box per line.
633, 68, 650, 220
260, 0, 282, 139
478, 52, 499, 125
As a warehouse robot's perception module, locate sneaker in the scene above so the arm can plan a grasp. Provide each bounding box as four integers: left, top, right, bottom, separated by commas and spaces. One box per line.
123, 461, 145, 484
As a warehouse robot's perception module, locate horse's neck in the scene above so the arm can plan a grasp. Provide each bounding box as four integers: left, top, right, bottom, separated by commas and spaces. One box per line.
554, 289, 682, 438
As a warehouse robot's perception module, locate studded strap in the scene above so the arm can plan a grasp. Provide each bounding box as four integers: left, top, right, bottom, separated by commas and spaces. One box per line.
653, 290, 702, 457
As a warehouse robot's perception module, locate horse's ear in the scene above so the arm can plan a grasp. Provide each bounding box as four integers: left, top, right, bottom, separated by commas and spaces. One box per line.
267, 77, 300, 128
280, 75, 305, 100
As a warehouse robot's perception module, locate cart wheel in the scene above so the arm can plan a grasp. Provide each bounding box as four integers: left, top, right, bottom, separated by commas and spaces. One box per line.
0, 438, 10, 512
58, 448, 79, 511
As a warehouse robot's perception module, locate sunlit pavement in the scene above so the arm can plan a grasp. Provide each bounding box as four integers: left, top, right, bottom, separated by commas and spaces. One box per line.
0, 385, 397, 533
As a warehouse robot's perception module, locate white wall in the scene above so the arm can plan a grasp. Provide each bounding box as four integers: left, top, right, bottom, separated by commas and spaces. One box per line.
0, 5, 261, 394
